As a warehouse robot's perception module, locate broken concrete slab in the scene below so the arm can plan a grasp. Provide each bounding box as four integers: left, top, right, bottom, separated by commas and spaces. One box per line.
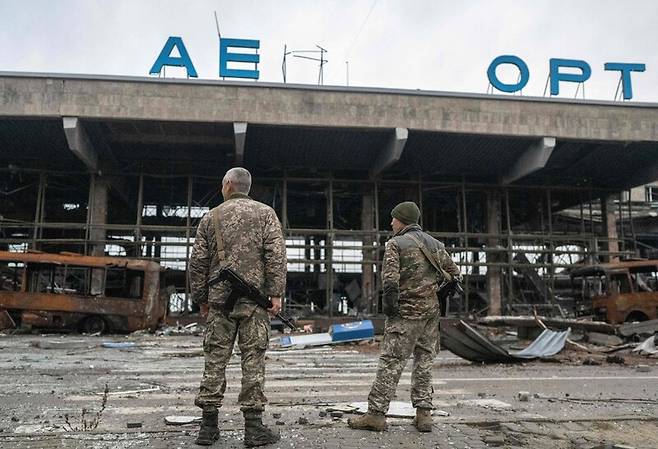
348, 401, 450, 418
32, 339, 96, 350
619, 319, 658, 338
458, 399, 513, 410
587, 332, 624, 347
164, 415, 201, 425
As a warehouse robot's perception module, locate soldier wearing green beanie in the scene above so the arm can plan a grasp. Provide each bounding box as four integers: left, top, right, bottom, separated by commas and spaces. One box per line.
349, 201, 461, 434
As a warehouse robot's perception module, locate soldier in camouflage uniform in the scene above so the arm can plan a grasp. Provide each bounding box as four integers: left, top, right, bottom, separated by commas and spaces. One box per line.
348, 201, 460, 433
189, 167, 286, 447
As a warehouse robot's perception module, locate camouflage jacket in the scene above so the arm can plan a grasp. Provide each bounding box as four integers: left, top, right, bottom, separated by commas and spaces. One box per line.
382, 224, 461, 319
189, 192, 287, 312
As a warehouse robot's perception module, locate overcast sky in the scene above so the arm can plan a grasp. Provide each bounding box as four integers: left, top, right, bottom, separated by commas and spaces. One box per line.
0, 0, 656, 102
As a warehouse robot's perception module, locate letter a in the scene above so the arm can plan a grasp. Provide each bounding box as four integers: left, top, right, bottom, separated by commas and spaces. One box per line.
149, 36, 198, 78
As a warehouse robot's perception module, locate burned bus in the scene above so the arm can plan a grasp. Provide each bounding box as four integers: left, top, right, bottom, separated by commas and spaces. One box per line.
0, 251, 168, 333
570, 260, 658, 324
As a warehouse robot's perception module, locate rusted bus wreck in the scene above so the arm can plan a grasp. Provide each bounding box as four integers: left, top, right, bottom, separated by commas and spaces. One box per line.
571, 260, 658, 324
0, 251, 168, 333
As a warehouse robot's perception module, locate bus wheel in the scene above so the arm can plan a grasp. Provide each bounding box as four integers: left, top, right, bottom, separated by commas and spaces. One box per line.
81, 315, 107, 334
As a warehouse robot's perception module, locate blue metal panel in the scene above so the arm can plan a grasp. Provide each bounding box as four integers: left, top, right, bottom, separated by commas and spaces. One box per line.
329, 320, 374, 342
219, 38, 260, 79
604, 62, 646, 100
487, 55, 530, 93
149, 36, 198, 78
549, 58, 591, 96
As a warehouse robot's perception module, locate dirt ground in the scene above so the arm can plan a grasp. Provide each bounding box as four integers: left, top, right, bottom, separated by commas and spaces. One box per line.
1, 331, 657, 449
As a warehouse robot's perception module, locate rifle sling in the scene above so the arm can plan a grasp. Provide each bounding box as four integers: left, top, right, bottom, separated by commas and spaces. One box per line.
211, 209, 226, 264
407, 233, 450, 281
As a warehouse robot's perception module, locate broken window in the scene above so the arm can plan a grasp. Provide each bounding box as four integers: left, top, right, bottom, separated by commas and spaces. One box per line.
105, 268, 143, 299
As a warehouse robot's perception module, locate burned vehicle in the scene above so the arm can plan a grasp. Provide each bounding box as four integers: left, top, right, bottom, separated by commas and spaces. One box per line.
0, 251, 168, 333
570, 260, 658, 324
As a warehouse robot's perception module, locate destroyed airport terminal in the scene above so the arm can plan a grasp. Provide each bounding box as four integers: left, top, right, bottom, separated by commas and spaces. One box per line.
2, 71, 658, 328
3, 73, 658, 449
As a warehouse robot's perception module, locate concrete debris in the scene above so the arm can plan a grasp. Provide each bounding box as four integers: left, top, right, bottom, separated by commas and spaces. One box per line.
517, 391, 530, 401
100, 387, 160, 396
619, 319, 658, 338
587, 332, 624, 347
156, 322, 202, 336
459, 399, 512, 410
32, 339, 95, 350
126, 422, 142, 428
102, 341, 137, 349
297, 417, 309, 425
582, 357, 603, 366
636, 364, 651, 372
348, 401, 450, 418
162, 349, 204, 358
164, 415, 201, 425
483, 435, 506, 446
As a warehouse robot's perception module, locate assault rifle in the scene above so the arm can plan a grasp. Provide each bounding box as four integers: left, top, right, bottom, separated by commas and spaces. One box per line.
437, 279, 464, 317
208, 267, 296, 331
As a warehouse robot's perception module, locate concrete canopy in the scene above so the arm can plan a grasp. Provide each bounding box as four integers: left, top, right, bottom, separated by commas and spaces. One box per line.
1, 71, 658, 191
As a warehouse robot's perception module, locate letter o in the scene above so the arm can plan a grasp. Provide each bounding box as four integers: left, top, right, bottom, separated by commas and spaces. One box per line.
487, 55, 530, 93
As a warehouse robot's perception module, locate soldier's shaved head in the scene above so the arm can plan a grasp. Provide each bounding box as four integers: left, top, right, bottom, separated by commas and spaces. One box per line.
223, 167, 252, 194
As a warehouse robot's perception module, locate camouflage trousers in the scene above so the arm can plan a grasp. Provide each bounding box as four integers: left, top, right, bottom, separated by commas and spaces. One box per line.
367, 312, 441, 414
195, 305, 270, 411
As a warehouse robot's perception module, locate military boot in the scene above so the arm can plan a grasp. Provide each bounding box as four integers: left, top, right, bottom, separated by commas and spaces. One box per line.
347, 412, 388, 431
195, 407, 220, 445
243, 410, 280, 447
414, 408, 433, 432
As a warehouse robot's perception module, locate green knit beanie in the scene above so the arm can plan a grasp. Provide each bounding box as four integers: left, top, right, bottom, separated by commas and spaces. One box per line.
391, 201, 420, 225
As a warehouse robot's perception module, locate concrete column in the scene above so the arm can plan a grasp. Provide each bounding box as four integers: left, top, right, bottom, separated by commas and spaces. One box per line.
88, 175, 109, 257
486, 191, 503, 316
601, 195, 620, 262
88, 175, 109, 294
361, 194, 375, 313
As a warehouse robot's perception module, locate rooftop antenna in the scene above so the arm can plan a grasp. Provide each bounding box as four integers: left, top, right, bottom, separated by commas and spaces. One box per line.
286, 45, 328, 85
282, 44, 293, 83
213, 11, 222, 39
214, 11, 225, 80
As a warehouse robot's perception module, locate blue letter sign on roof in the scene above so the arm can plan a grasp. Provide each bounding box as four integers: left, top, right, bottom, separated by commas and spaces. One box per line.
604, 62, 646, 100
487, 55, 530, 93
149, 36, 198, 78
549, 58, 591, 96
219, 38, 260, 79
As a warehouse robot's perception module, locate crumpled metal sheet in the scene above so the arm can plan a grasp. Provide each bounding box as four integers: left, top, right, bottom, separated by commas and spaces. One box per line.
632, 335, 658, 356
511, 328, 571, 359
440, 320, 570, 363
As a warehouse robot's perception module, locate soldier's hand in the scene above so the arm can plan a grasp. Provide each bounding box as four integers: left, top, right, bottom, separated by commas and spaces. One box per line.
200, 303, 209, 318
268, 296, 282, 316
